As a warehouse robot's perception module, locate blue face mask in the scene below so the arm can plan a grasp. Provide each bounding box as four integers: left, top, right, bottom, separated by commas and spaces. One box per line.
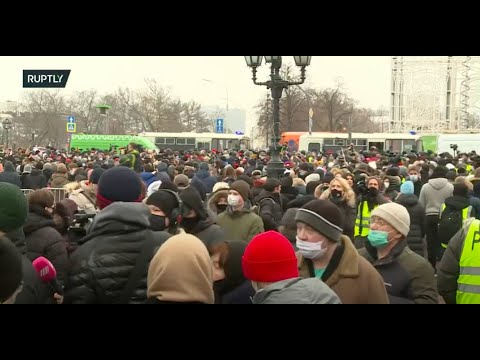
367, 230, 389, 248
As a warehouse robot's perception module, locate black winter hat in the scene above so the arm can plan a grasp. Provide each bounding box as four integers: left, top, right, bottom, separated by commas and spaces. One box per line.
89, 167, 106, 184
296, 200, 345, 242
179, 186, 207, 220
386, 166, 400, 177
97, 166, 143, 203
146, 190, 179, 218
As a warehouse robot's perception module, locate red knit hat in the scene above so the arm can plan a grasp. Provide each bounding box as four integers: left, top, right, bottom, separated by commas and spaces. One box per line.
242, 231, 298, 282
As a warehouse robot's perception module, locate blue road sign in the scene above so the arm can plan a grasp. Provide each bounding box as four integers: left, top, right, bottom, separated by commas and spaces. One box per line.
67, 116, 75, 123
215, 118, 224, 133
67, 123, 76, 133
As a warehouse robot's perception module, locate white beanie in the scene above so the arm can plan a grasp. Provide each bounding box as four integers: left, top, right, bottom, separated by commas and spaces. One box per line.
371, 203, 410, 237
305, 173, 321, 184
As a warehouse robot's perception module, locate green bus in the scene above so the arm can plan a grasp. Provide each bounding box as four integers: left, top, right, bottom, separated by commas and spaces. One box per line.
70, 134, 159, 152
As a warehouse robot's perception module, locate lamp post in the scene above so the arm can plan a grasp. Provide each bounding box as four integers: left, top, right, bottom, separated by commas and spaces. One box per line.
96, 104, 112, 134
244, 56, 311, 178
2, 118, 12, 149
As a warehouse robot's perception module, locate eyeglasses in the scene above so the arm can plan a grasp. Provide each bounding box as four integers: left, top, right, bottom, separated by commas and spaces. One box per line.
370, 217, 389, 227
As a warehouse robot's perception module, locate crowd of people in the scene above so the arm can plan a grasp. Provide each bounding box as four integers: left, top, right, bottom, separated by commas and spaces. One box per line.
1, 141, 480, 304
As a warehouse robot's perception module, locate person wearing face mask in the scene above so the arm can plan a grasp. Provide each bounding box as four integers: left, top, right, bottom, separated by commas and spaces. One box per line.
383, 167, 402, 201
319, 177, 356, 240
207, 182, 230, 217
296, 200, 389, 304
406, 165, 423, 197
242, 231, 342, 304
358, 203, 439, 304
216, 180, 264, 243
179, 186, 225, 249
145, 189, 181, 234
353, 176, 390, 249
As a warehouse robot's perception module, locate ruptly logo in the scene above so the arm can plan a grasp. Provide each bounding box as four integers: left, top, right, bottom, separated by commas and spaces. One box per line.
23, 70, 71, 88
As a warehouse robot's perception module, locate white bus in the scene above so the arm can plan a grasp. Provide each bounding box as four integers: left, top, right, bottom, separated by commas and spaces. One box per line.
139, 132, 250, 152
299, 132, 423, 154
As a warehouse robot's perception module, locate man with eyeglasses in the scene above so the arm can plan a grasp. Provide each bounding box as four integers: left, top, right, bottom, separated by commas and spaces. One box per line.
358, 202, 439, 304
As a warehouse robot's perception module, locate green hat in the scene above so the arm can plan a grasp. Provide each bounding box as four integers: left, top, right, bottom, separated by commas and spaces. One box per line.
0, 183, 28, 233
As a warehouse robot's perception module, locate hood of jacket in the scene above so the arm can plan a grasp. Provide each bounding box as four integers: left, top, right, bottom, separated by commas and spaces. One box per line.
396, 193, 419, 207
428, 178, 450, 190
23, 205, 56, 236
444, 195, 470, 210
252, 277, 341, 304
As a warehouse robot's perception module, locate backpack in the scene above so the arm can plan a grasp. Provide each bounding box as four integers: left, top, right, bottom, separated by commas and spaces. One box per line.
251, 197, 275, 215
438, 205, 464, 247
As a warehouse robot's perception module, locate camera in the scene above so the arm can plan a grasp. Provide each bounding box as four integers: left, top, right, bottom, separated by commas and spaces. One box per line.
356, 180, 368, 196
68, 212, 96, 237
450, 144, 458, 150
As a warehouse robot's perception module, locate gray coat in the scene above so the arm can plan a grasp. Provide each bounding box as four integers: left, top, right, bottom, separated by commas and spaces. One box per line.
418, 178, 454, 216
252, 277, 342, 304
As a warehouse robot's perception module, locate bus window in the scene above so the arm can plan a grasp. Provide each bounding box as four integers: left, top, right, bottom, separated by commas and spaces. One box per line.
403, 139, 415, 152
415, 139, 423, 152
308, 143, 321, 152
197, 142, 210, 151
369, 142, 384, 152
386, 139, 402, 153
176, 138, 187, 145
186, 138, 195, 145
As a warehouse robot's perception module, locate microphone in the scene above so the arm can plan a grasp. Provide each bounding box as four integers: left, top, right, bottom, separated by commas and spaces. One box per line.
32, 257, 64, 295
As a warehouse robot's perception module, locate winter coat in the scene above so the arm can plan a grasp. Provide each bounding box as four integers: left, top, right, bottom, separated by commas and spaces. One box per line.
418, 178, 454, 216
395, 194, 426, 257
23, 205, 69, 285
216, 207, 264, 243
5, 228, 52, 304
140, 172, 157, 188
193, 169, 217, 194
298, 236, 389, 304
252, 277, 342, 304
0, 161, 21, 187
253, 190, 283, 231
359, 240, 438, 304
64, 202, 171, 304
50, 173, 70, 188
22, 169, 47, 190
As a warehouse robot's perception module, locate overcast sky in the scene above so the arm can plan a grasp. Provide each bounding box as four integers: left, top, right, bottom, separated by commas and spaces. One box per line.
0, 56, 391, 126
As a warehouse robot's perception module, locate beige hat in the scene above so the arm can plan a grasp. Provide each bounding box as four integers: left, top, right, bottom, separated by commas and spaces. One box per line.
371, 203, 410, 237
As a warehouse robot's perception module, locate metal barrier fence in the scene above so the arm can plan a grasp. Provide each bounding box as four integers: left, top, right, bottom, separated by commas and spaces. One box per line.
21, 188, 69, 203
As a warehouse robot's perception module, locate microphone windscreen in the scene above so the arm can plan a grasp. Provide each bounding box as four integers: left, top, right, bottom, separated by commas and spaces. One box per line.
32, 256, 57, 283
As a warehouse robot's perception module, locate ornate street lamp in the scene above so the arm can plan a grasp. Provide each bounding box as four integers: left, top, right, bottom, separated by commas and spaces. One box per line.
244, 56, 311, 178
2, 118, 13, 149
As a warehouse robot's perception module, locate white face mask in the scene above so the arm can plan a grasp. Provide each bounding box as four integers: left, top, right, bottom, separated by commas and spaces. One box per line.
227, 195, 241, 207
384, 181, 390, 189
296, 237, 327, 260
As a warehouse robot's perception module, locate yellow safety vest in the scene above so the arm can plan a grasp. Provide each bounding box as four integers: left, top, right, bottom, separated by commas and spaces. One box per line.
354, 201, 377, 237
456, 219, 480, 304
440, 204, 473, 248
466, 164, 473, 174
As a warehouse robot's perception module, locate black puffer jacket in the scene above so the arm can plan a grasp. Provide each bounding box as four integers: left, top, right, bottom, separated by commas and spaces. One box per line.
64, 202, 171, 304
23, 205, 69, 285
253, 190, 283, 231
395, 194, 426, 257
6, 228, 52, 304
